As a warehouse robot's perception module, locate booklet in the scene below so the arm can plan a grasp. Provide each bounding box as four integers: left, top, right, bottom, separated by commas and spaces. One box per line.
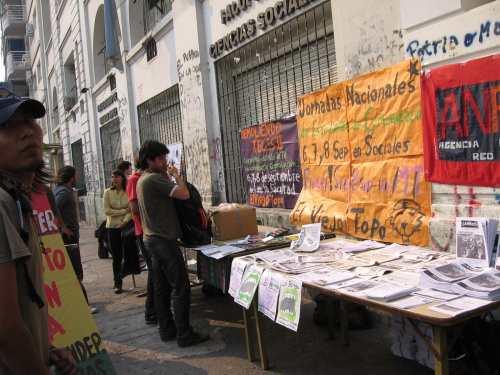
258, 270, 287, 321
290, 223, 321, 252
364, 283, 418, 302
276, 278, 302, 332
235, 264, 265, 309
456, 217, 498, 267
228, 257, 251, 298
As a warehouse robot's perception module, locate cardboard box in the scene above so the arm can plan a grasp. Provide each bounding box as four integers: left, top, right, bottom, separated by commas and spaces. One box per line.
210, 204, 258, 241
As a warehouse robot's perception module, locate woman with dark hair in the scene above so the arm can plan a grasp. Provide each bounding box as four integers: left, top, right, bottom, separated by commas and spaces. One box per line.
103, 169, 131, 293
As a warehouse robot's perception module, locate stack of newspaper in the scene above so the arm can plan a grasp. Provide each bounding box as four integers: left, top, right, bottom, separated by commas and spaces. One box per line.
420, 262, 500, 300
452, 271, 500, 300
456, 217, 499, 267
419, 261, 481, 292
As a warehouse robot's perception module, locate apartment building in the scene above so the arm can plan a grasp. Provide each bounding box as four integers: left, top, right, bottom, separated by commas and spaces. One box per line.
6, 0, 498, 251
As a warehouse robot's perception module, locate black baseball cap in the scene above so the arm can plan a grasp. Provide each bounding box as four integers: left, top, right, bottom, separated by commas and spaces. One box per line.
0, 88, 45, 127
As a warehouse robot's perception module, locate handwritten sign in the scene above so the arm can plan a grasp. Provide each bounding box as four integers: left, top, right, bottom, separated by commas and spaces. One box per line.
31, 191, 116, 374
291, 60, 431, 246
240, 117, 302, 209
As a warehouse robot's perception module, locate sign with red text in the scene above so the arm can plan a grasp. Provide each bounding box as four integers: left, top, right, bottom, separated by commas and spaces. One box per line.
291, 60, 431, 246
31, 190, 116, 374
240, 117, 302, 209
421, 54, 500, 187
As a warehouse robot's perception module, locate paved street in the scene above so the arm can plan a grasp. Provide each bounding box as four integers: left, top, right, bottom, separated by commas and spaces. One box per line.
79, 226, 430, 375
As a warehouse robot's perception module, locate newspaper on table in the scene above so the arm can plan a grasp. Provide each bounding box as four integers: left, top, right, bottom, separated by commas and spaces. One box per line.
276, 278, 302, 332
414, 289, 460, 302
378, 270, 420, 288
430, 296, 491, 316
296, 267, 356, 286
456, 217, 498, 267
209, 245, 246, 260
452, 271, 500, 300
419, 261, 483, 292
235, 264, 265, 309
258, 269, 287, 321
354, 266, 391, 279
256, 249, 296, 264
228, 257, 252, 298
290, 223, 321, 252
340, 279, 381, 295
271, 259, 324, 275
389, 295, 436, 310
319, 239, 357, 251
340, 240, 386, 253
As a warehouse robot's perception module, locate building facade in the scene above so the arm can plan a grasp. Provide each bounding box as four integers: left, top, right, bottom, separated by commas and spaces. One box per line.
16, 0, 500, 250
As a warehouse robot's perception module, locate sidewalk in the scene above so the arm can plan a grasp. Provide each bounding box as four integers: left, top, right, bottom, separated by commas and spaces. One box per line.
79, 226, 430, 375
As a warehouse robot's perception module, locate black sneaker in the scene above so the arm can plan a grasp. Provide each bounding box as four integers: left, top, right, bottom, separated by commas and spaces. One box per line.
177, 331, 209, 348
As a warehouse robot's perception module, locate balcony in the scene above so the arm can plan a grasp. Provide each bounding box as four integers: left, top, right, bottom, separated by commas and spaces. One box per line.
1, 5, 26, 37
6, 51, 27, 80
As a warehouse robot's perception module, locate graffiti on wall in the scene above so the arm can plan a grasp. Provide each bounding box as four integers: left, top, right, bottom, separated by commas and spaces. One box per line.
177, 48, 226, 202
406, 20, 500, 62
346, 13, 404, 77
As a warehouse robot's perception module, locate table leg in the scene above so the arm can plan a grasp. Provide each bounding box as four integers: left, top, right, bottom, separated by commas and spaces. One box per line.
339, 300, 349, 347
253, 302, 269, 370
432, 326, 449, 375
242, 307, 255, 362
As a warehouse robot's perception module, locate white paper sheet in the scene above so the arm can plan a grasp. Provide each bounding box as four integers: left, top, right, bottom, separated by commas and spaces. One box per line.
276, 278, 302, 332
258, 270, 287, 321
290, 223, 321, 252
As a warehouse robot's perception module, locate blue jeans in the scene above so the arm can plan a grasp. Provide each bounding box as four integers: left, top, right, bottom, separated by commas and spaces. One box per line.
144, 236, 191, 338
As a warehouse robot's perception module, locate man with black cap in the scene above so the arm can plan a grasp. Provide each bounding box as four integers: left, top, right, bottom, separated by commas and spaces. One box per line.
0, 90, 76, 374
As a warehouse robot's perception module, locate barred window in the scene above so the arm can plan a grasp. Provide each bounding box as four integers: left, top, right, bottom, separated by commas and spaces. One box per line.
146, 37, 157, 61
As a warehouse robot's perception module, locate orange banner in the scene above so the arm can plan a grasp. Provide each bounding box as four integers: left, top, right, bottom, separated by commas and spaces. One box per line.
291, 60, 431, 246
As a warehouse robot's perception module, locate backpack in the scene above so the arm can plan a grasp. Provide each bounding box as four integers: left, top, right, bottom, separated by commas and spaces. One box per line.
174, 182, 212, 247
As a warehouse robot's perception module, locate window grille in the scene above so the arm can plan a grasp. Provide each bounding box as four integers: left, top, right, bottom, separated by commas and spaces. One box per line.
145, 37, 157, 61
137, 84, 184, 173
215, 1, 337, 203
100, 118, 122, 188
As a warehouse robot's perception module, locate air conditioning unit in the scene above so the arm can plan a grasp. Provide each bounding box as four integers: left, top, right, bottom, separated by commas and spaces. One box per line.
63, 96, 77, 111
26, 23, 34, 38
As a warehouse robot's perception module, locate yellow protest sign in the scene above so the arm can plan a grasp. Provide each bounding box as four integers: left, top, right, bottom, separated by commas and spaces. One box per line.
32, 190, 116, 374
291, 60, 431, 246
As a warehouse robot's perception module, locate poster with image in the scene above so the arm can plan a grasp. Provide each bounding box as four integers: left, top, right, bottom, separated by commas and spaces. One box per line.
276, 278, 302, 332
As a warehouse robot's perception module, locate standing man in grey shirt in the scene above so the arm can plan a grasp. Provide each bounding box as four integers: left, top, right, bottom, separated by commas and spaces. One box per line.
53, 166, 97, 313
137, 140, 209, 347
